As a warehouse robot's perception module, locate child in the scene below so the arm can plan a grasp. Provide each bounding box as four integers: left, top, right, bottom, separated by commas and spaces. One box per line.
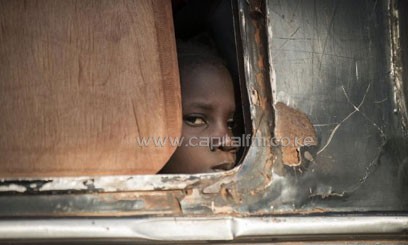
159, 43, 238, 174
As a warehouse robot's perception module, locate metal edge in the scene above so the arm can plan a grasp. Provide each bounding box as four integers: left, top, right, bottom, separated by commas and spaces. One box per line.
0, 216, 406, 242
0, 0, 276, 217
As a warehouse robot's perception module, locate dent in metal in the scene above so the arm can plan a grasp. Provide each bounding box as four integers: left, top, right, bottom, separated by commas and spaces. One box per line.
0, 0, 407, 220
265, 0, 408, 212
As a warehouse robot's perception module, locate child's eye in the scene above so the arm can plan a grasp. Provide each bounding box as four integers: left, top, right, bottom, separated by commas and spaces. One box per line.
184, 115, 207, 127
227, 118, 235, 130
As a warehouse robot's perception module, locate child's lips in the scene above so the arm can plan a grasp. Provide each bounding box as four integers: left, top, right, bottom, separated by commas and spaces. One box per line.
211, 161, 235, 172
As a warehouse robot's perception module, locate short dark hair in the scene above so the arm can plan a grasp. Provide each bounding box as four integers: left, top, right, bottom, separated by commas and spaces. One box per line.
177, 40, 226, 72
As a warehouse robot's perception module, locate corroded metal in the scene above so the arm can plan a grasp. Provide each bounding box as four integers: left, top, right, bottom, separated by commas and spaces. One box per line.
389, 0, 408, 135
0, 0, 407, 243
264, 0, 408, 214
0, 0, 407, 224
274, 102, 317, 166
0, 0, 276, 217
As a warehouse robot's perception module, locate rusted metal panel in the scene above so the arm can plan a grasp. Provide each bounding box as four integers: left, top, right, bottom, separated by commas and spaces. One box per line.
265, 0, 408, 213
390, 0, 408, 134
274, 102, 317, 166
0, 0, 406, 226
0, 0, 276, 217
0, 191, 184, 217
0, 0, 406, 243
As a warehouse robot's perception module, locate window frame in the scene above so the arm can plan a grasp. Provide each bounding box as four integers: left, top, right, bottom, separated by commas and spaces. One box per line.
0, 0, 274, 218
0, 0, 407, 243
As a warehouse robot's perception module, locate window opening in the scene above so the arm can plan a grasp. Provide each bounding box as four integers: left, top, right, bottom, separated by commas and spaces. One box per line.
159, 0, 251, 174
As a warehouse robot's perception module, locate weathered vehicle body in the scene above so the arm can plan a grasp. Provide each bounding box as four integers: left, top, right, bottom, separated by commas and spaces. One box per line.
0, 0, 407, 243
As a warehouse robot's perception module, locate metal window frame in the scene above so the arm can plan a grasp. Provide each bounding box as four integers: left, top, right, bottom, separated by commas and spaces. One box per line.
0, 0, 275, 218
0, 0, 407, 242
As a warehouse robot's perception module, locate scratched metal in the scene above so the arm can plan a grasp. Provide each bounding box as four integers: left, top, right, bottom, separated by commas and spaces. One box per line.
390, 0, 408, 132
401, 0, 408, 119
266, 0, 408, 211
0, 0, 275, 217
0, 216, 407, 243
0, 0, 407, 220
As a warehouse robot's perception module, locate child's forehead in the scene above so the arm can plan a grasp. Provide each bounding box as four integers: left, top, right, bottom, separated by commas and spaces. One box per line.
181, 64, 232, 91
182, 61, 230, 78
180, 64, 235, 112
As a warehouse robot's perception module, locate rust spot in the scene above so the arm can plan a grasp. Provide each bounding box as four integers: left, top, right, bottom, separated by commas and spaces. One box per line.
274, 102, 317, 166
257, 55, 265, 69
250, 88, 260, 105
256, 73, 264, 86
254, 21, 262, 44
248, 0, 263, 18
219, 185, 234, 202
281, 147, 300, 166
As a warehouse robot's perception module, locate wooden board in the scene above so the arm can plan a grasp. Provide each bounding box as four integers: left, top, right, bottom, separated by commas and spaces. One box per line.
0, 0, 181, 177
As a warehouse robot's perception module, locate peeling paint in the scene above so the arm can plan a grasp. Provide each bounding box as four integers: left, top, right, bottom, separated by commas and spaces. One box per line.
0, 184, 26, 193
0, 0, 406, 220
0, 175, 204, 193
274, 102, 317, 166
389, 0, 408, 134
250, 88, 260, 105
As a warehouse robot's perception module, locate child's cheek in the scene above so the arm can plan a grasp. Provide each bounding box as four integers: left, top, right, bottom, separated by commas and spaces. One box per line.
182, 127, 210, 138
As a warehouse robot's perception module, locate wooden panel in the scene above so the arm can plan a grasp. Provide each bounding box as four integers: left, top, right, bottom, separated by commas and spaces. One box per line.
0, 0, 181, 177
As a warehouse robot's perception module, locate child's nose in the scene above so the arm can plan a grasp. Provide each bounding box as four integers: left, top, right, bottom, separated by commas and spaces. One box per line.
210, 123, 238, 153
218, 135, 238, 152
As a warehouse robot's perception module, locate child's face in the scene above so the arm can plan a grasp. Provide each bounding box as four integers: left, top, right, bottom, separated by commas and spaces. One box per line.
162, 64, 237, 173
